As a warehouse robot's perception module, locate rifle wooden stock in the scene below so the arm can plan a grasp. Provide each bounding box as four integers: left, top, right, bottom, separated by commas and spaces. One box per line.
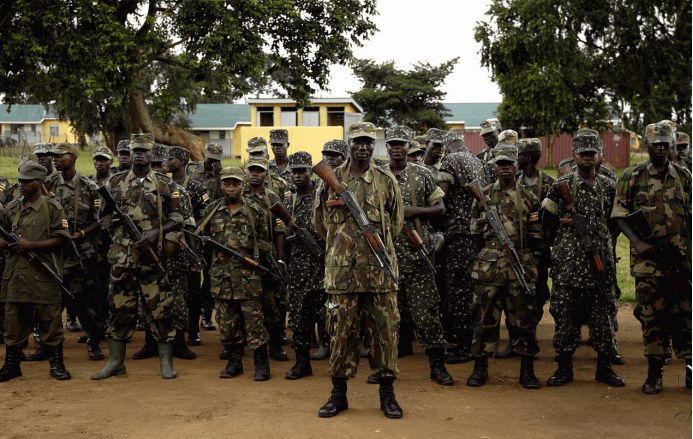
403, 225, 437, 274
312, 161, 344, 193
269, 201, 324, 258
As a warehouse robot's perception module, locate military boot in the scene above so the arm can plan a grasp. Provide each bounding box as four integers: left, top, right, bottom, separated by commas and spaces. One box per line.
220, 345, 243, 378
269, 342, 288, 362
0, 346, 22, 382
318, 376, 348, 418
519, 355, 540, 389
379, 377, 403, 419
48, 343, 71, 381
253, 344, 271, 381
310, 340, 330, 361
427, 348, 454, 386
87, 334, 105, 361
200, 307, 217, 331
285, 348, 312, 380
173, 332, 196, 360
158, 342, 177, 379
66, 308, 81, 332
547, 352, 573, 386
77, 332, 90, 343
595, 353, 625, 387
133, 332, 158, 360
446, 343, 474, 364
466, 356, 489, 387
686, 359, 691, 389
496, 341, 517, 359
26, 345, 51, 362
92, 339, 127, 380
642, 356, 663, 394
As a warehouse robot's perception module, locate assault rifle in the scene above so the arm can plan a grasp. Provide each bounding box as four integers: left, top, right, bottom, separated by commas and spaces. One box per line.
177, 233, 206, 271
402, 224, 436, 274
70, 239, 87, 272
558, 163, 573, 176
312, 160, 398, 285
466, 179, 534, 295
269, 201, 324, 259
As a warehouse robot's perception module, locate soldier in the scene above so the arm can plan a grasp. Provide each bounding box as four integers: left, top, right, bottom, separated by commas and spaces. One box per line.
406, 141, 424, 165
612, 122, 691, 393
557, 129, 617, 182
0, 162, 72, 382
477, 118, 502, 185
542, 132, 625, 388
91, 146, 114, 185
437, 132, 485, 364
445, 135, 466, 155
423, 128, 446, 180
114, 140, 132, 174
313, 121, 404, 419
34, 143, 57, 176
247, 137, 289, 200
382, 126, 452, 386
675, 132, 692, 171
269, 129, 294, 193
467, 144, 542, 389
283, 152, 327, 379
92, 133, 184, 380
200, 166, 272, 381
322, 139, 348, 170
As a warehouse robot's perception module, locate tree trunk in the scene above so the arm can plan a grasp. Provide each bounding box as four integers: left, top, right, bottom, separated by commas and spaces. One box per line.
546, 131, 558, 167
128, 88, 206, 161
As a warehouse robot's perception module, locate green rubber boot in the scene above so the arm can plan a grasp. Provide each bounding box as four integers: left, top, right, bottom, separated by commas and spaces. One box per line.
91, 339, 127, 380
158, 342, 177, 379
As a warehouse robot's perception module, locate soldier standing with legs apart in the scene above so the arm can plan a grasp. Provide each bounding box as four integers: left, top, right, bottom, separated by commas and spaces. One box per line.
313, 122, 404, 419
92, 133, 184, 380
612, 122, 692, 393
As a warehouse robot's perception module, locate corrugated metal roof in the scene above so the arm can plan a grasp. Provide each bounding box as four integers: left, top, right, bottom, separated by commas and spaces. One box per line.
0, 104, 45, 123
442, 103, 500, 127
188, 103, 251, 129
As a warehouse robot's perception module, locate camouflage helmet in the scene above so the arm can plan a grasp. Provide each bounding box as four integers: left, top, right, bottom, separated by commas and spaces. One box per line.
152, 143, 169, 162
497, 129, 518, 145
322, 139, 348, 157
492, 144, 518, 163
15, 161, 48, 182
385, 125, 412, 143
677, 132, 690, 145
33, 143, 53, 155
645, 122, 675, 145
573, 133, 600, 154
92, 146, 113, 160
50, 142, 79, 158
269, 129, 289, 144
116, 140, 131, 153
518, 138, 542, 154
168, 146, 191, 162
288, 151, 313, 170
130, 133, 155, 150
480, 118, 501, 135
247, 137, 268, 153
219, 166, 245, 182
204, 142, 223, 160
444, 131, 465, 147
426, 128, 446, 144
348, 121, 377, 140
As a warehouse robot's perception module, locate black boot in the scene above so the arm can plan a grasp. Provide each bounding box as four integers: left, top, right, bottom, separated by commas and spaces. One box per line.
547, 352, 574, 386
269, 343, 288, 361
201, 307, 217, 331
446, 343, 474, 364
173, 332, 197, 359
77, 332, 90, 344
48, 343, 71, 381
686, 359, 691, 389
220, 345, 244, 378
427, 348, 453, 386
311, 340, 330, 361
133, 332, 159, 360
0, 346, 22, 382
220, 349, 229, 360
253, 344, 271, 381
318, 376, 348, 418
279, 330, 290, 346
595, 353, 625, 387
66, 309, 81, 332
285, 348, 312, 380
379, 377, 403, 419
496, 341, 517, 359
187, 328, 201, 347
467, 356, 489, 387
26, 345, 51, 362
611, 352, 625, 365
87, 334, 105, 361
519, 355, 540, 389
642, 356, 663, 394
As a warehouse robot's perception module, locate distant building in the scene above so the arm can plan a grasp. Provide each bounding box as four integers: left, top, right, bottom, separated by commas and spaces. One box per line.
0, 104, 99, 145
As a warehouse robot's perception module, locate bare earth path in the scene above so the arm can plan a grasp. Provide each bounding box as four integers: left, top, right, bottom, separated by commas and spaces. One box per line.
1, 304, 691, 439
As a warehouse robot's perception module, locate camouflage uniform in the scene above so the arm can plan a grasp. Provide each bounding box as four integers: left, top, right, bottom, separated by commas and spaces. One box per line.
558, 156, 617, 182
269, 129, 295, 194
268, 159, 293, 194
675, 132, 692, 171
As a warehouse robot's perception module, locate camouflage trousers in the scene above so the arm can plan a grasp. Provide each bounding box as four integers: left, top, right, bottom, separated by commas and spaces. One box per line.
398, 257, 446, 350
261, 275, 286, 343
4, 302, 64, 348
471, 282, 539, 357
445, 233, 477, 340
326, 292, 399, 379
549, 284, 616, 355
166, 253, 190, 332
532, 248, 552, 326
107, 265, 176, 343
63, 265, 108, 338
215, 298, 268, 350
288, 287, 327, 350
634, 277, 691, 359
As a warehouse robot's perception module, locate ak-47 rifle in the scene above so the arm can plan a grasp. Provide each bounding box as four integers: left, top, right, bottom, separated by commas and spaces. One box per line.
98, 184, 170, 286
402, 224, 436, 274
466, 179, 535, 295
176, 233, 206, 271
312, 160, 398, 285
269, 201, 324, 259
626, 209, 691, 302
264, 250, 289, 295
70, 239, 87, 272
0, 224, 75, 300
558, 164, 573, 176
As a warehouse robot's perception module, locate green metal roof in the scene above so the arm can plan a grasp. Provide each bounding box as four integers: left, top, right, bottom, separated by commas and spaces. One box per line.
0, 104, 45, 123
188, 103, 251, 129
442, 103, 500, 127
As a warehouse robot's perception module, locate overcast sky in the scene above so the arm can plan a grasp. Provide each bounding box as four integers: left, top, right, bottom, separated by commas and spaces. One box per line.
314, 0, 502, 104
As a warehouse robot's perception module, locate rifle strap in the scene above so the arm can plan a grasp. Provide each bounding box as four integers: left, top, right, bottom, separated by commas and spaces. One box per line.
72, 174, 80, 234
150, 172, 164, 254
373, 167, 388, 247
406, 164, 424, 238
246, 202, 259, 258
194, 202, 222, 236
515, 183, 523, 253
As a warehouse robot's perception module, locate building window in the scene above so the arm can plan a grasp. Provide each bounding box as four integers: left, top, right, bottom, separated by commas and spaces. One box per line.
302, 107, 320, 127
327, 107, 345, 127
49, 125, 59, 137
219, 131, 226, 140
31, 125, 37, 133
197, 130, 210, 139
257, 107, 274, 127
11, 124, 21, 134
280, 107, 297, 127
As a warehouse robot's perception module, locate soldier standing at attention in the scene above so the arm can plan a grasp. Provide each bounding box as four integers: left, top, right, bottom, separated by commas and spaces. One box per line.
92, 133, 184, 380
467, 144, 542, 389
34, 143, 58, 177
674, 132, 692, 171
114, 140, 133, 174
322, 139, 348, 170
406, 141, 425, 165
542, 132, 625, 388
247, 137, 289, 201
382, 125, 452, 386
477, 119, 502, 185
0, 162, 72, 382
269, 129, 294, 193
612, 122, 691, 393
91, 146, 114, 185
423, 129, 446, 180
313, 121, 404, 419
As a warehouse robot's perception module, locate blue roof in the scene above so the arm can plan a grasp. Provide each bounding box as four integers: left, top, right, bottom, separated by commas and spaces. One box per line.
0, 104, 46, 123
188, 104, 251, 129
442, 103, 500, 127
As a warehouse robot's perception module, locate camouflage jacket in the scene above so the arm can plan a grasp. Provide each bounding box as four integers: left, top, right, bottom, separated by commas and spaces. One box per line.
175, 174, 209, 223
1, 195, 71, 304
99, 170, 184, 269
45, 172, 100, 267
438, 149, 485, 236
383, 163, 444, 269
185, 161, 223, 202
285, 187, 326, 292
423, 162, 441, 181
674, 156, 692, 172
542, 172, 617, 288
242, 185, 286, 254
163, 182, 196, 262
313, 159, 404, 293
269, 159, 294, 194
475, 147, 498, 185
203, 198, 270, 300
471, 181, 542, 285
611, 160, 692, 276
88, 174, 113, 262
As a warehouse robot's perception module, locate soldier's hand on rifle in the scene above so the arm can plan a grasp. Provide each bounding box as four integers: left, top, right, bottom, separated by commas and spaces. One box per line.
212, 161, 222, 178
71, 231, 83, 241
0, 237, 9, 250
136, 229, 159, 251
634, 239, 655, 257
9, 236, 33, 253
277, 259, 287, 276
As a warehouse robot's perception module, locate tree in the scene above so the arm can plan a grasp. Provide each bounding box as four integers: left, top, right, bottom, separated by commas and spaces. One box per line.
0, 0, 378, 158
350, 58, 459, 132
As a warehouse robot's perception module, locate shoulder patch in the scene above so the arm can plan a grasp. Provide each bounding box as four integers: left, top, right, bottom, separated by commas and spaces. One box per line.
172, 190, 180, 199
202, 193, 209, 202
529, 212, 540, 222
94, 199, 101, 209
62, 218, 69, 229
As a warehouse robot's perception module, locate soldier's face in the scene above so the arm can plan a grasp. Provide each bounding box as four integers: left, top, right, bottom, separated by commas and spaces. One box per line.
517, 152, 530, 169
221, 178, 243, 201
117, 151, 131, 168
494, 160, 517, 180
322, 151, 344, 169
407, 152, 424, 165
574, 151, 597, 172
52, 153, 75, 172
131, 148, 152, 167
349, 137, 374, 163
425, 142, 443, 161
482, 131, 499, 148
291, 168, 311, 189
36, 153, 52, 170
676, 143, 689, 159
18, 178, 41, 197
271, 142, 289, 159
166, 157, 182, 172
386, 140, 409, 160
646, 141, 672, 165
151, 160, 167, 173
93, 157, 112, 173
247, 166, 267, 187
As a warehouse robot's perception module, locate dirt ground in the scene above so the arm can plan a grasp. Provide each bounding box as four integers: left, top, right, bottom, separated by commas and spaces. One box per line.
1, 303, 690, 439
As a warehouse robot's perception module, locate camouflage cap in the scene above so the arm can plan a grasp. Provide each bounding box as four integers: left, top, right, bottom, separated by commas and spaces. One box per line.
168, 146, 190, 162
426, 128, 446, 144
116, 140, 131, 153
130, 133, 155, 150
347, 121, 377, 140
659, 120, 677, 132
322, 139, 348, 156
92, 146, 113, 160
518, 138, 542, 154
385, 125, 412, 143
408, 141, 424, 155
152, 143, 169, 162
677, 132, 690, 145
288, 151, 313, 170
480, 118, 501, 135
15, 161, 48, 181
573, 134, 600, 154
33, 143, 53, 154
645, 122, 675, 145
576, 128, 599, 137
219, 166, 245, 182
246, 136, 268, 153
445, 131, 465, 146
413, 135, 427, 149
245, 157, 269, 171
204, 142, 223, 160
269, 129, 289, 144
492, 144, 518, 163
497, 129, 518, 145
49, 142, 79, 157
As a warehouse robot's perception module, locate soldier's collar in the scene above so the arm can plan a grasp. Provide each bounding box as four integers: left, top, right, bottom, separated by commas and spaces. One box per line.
646, 160, 678, 179
56, 171, 81, 188
22, 193, 46, 211
126, 169, 154, 183
344, 160, 374, 183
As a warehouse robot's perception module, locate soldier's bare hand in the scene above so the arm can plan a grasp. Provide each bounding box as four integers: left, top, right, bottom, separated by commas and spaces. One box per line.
136, 229, 159, 251
71, 231, 82, 241
634, 240, 654, 256
9, 236, 33, 253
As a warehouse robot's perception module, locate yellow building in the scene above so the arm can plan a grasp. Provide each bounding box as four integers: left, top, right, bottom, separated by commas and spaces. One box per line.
0, 104, 98, 145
